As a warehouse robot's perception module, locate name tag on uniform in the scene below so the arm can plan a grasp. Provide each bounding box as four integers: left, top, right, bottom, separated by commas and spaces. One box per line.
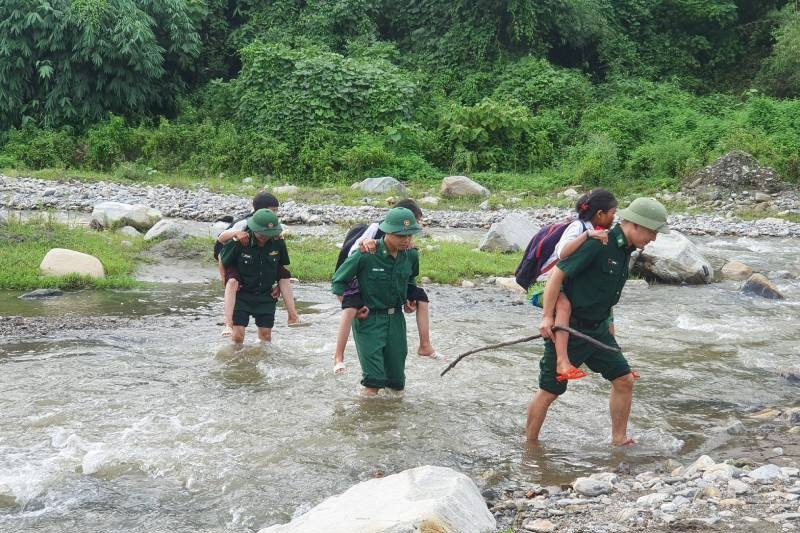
242, 253, 252, 260
269, 250, 279, 256
372, 268, 385, 272
609, 259, 618, 266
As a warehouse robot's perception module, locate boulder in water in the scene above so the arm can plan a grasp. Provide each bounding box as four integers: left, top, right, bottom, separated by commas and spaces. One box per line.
258, 465, 495, 533
720, 260, 753, 281
632, 231, 713, 284
740, 273, 784, 300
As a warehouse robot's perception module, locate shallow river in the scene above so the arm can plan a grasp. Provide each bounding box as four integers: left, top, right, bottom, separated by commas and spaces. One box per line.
1, 236, 798, 532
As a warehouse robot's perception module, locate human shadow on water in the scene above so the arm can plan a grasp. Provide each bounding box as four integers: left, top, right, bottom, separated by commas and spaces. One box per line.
211, 342, 276, 386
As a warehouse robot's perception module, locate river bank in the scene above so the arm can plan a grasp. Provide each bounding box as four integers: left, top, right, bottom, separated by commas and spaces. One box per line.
3, 174, 800, 237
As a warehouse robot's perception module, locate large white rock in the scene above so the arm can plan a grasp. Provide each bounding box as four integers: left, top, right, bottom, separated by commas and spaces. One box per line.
352, 176, 408, 194
144, 219, 187, 241
258, 466, 495, 533
441, 176, 489, 198
91, 201, 161, 231
40, 248, 105, 278
478, 213, 538, 253
632, 231, 713, 284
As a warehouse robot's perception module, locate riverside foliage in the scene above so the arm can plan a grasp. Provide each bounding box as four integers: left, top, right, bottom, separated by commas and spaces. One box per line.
2, 0, 800, 190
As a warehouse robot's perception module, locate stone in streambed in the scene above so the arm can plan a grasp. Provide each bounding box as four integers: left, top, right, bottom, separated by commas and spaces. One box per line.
258, 465, 495, 533
19, 288, 63, 299
573, 477, 612, 496
740, 273, 784, 300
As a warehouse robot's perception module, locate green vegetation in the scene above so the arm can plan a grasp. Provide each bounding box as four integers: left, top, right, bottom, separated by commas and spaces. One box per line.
260, 236, 521, 285
0, 216, 143, 290
2, 1, 800, 194
0, 220, 519, 291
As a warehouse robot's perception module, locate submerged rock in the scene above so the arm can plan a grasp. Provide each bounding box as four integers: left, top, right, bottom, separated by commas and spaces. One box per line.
740, 273, 785, 299
633, 231, 713, 284
18, 288, 63, 299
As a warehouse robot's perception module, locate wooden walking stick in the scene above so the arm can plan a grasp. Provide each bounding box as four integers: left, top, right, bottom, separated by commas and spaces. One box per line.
440, 325, 619, 377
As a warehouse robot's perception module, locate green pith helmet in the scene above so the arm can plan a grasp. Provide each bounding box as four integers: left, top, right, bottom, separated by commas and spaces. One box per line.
247, 208, 282, 237
618, 197, 670, 234
378, 207, 421, 236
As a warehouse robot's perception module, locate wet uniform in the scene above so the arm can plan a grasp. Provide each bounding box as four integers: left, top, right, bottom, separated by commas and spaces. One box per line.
332, 239, 419, 390
539, 224, 632, 395
219, 231, 289, 329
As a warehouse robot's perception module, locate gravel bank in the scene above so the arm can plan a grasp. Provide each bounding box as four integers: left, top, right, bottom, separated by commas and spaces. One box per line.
489, 438, 800, 533
2, 175, 800, 237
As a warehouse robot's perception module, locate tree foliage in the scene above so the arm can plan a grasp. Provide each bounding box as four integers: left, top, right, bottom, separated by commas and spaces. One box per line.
0, 0, 203, 129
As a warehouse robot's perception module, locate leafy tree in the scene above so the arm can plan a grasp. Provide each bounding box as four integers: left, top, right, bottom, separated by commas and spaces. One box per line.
756, 5, 800, 97
234, 41, 417, 145
0, 0, 203, 129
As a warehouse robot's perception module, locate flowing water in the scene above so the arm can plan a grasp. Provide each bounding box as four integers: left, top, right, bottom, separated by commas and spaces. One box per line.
1, 236, 798, 532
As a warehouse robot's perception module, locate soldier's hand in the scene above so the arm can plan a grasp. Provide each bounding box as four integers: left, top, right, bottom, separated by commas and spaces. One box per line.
539, 316, 555, 339
336, 295, 344, 303
404, 300, 417, 313
355, 306, 370, 319
359, 239, 378, 254
236, 231, 250, 246
271, 285, 280, 299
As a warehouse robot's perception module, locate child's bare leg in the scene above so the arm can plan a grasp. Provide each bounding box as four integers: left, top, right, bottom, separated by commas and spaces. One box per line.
278, 278, 301, 324
222, 279, 239, 335
257, 327, 272, 343
217, 260, 226, 285
554, 292, 573, 374
415, 301, 437, 357
334, 308, 357, 369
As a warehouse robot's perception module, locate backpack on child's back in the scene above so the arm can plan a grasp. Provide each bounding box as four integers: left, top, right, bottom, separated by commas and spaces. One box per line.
514, 222, 572, 290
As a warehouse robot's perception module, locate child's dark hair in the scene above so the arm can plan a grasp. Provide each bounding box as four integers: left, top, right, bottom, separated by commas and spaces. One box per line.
253, 191, 279, 210
575, 188, 617, 221
394, 199, 423, 219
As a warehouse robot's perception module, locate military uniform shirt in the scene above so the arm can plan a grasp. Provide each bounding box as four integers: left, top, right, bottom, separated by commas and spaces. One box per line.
219, 231, 289, 298
556, 224, 631, 323
331, 239, 419, 310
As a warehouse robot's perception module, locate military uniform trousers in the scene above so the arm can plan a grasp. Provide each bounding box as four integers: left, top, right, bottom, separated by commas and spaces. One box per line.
352, 308, 407, 390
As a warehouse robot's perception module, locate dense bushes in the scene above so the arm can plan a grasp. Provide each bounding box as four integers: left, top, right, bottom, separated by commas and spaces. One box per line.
2, 1, 800, 191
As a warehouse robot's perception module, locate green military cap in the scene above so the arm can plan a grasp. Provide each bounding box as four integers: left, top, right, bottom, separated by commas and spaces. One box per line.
247, 208, 282, 237
378, 207, 421, 236
618, 197, 670, 234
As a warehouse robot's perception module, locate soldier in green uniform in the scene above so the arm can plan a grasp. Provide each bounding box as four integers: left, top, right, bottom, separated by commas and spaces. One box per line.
526, 197, 670, 445
331, 207, 422, 397
219, 209, 288, 344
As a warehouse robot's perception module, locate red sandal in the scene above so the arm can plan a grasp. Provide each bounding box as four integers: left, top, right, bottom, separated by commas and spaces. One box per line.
556, 367, 588, 382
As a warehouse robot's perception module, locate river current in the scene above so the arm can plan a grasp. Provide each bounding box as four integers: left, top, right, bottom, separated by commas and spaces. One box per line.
1, 235, 798, 532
